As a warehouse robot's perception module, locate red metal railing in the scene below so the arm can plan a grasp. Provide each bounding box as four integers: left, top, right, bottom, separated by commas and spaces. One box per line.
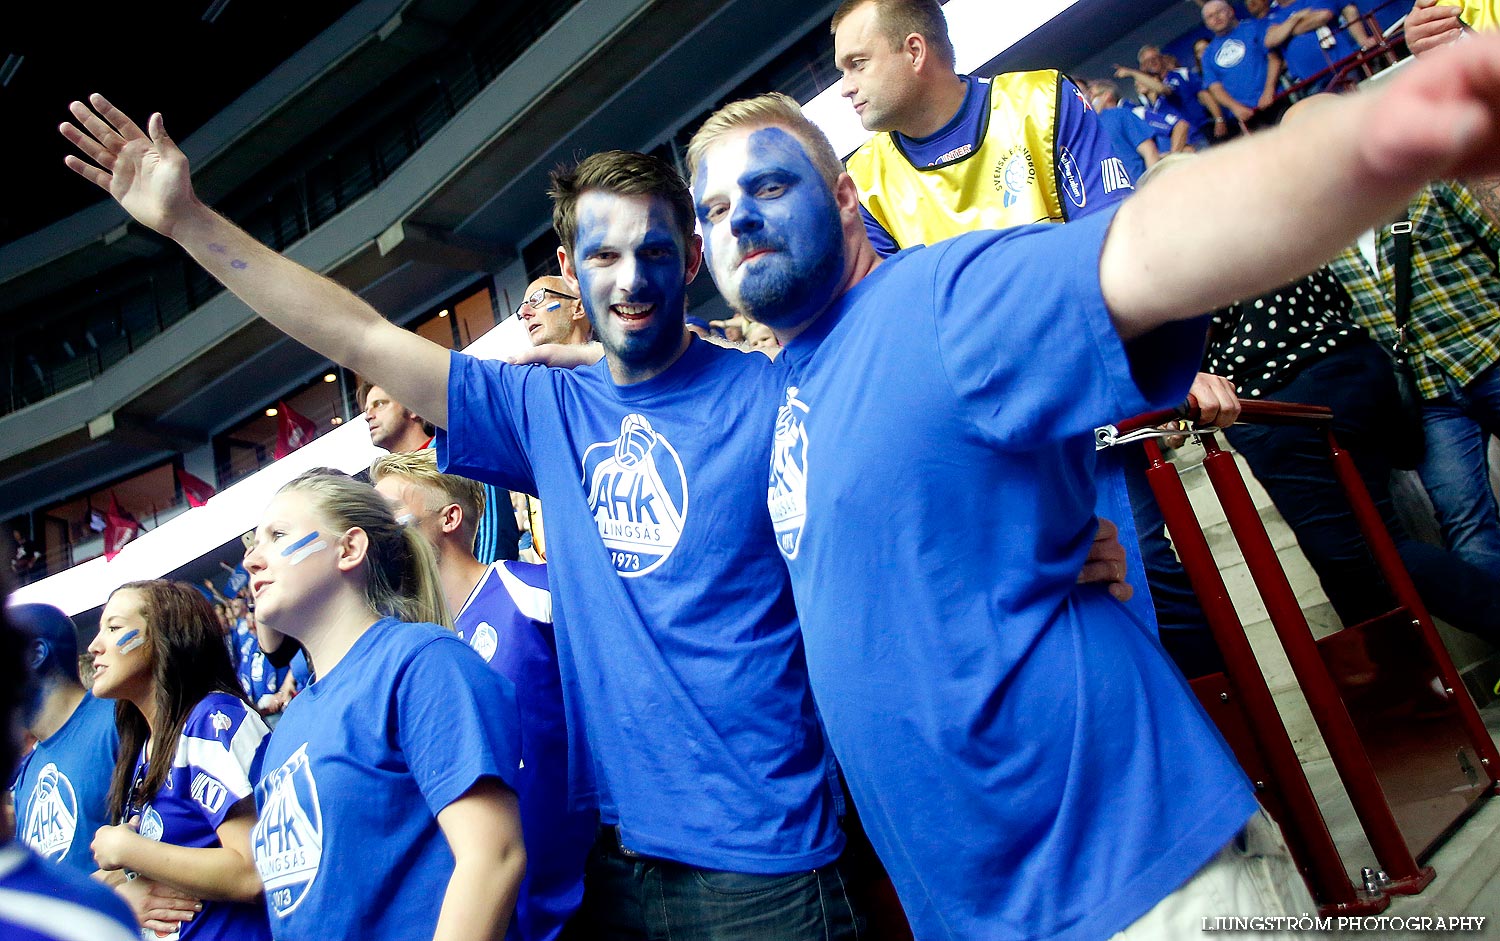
1101, 399, 1499, 912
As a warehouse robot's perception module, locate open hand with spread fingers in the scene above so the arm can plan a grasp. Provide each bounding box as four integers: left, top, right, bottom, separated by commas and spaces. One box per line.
60, 94, 198, 238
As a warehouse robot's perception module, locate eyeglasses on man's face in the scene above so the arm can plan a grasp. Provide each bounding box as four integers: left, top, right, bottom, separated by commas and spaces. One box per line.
520, 287, 578, 314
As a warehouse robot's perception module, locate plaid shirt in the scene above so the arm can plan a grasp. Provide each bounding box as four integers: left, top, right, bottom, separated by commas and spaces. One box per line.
1329, 182, 1500, 400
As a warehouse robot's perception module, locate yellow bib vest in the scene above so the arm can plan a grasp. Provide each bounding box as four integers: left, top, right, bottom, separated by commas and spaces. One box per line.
845, 70, 1074, 249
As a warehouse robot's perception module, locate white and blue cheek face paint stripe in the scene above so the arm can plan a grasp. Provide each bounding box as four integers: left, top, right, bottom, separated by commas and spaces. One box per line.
281, 531, 329, 566
545, 301, 562, 312
116, 629, 144, 655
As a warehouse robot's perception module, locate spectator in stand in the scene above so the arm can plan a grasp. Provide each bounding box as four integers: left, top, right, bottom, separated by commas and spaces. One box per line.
1205, 265, 1500, 641
1120, 44, 1227, 143
1087, 80, 1162, 178
1, 597, 138, 941
11, 530, 43, 584
1270, 0, 1374, 91
516, 275, 590, 348
743, 320, 781, 354
833, 0, 1131, 252
362, 382, 435, 452
363, 380, 521, 565
1193, 36, 1214, 74
241, 470, 524, 941
1129, 75, 1203, 154
8, 604, 119, 878
371, 449, 594, 941
1330, 179, 1500, 582
231, 604, 293, 716
87, 580, 272, 940
1200, 0, 1301, 129
1137, 146, 1500, 641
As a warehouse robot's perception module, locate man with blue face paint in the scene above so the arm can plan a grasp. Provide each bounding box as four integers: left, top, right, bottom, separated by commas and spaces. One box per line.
59, 103, 862, 939
686, 35, 1500, 938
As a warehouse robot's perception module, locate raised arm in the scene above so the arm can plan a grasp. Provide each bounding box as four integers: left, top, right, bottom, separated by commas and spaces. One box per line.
1115, 65, 1169, 96
1100, 33, 1500, 338
1267, 8, 1332, 48
60, 95, 450, 426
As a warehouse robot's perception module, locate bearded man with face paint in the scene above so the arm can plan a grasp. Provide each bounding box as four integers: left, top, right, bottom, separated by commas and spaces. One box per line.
686, 36, 1500, 938
58, 101, 866, 939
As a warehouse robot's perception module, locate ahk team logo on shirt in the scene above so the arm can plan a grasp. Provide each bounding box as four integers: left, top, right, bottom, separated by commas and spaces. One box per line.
22, 764, 79, 861
1215, 39, 1246, 69
139, 806, 166, 841
582, 414, 688, 577
768, 388, 810, 560
252, 743, 324, 918
469, 621, 499, 662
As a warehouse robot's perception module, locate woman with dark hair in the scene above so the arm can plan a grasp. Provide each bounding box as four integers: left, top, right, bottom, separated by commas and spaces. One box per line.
86, 579, 272, 941
242, 469, 524, 941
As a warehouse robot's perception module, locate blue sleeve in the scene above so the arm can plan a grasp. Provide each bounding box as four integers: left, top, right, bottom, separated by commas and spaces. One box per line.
179, 695, 267, 828
1056, 78, 1131, 217
436, 350, 539, 495
928, 210, 1207, 446
1266, 4, 1295, 45
1165, 69, 1201, 105
397, 636, 522, 818
1123, 111, 1154, 150
860, 204, 900, 256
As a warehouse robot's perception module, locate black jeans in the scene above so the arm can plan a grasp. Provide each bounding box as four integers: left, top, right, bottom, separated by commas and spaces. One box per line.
572, 828, 864, 941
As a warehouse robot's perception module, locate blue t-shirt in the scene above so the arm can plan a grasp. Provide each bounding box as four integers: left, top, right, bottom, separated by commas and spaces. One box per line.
1162, 66, 1213, 130
768, 212, 1256, 941
128, 692, 272, 941
1095, 106, 1155, 180
1134, 97, 1208, 154
250, 620, 520, 941
1272, 0, 1358, 82
9, 692, 118, 877
859, 74, 1127, 255
1202, 18, 1274, 108
439, 340, 843, 873
454, 561, 594, 941
0, 842, 136, 941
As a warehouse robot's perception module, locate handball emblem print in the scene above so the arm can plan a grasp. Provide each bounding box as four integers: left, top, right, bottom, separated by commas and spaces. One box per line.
22, 764, 79, 862
768, 387, 809, 559
251, 744, 324, 918
583, 414, 689, 576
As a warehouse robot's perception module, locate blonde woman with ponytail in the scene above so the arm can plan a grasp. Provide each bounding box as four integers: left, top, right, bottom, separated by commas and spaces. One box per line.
241, 469, 524, 941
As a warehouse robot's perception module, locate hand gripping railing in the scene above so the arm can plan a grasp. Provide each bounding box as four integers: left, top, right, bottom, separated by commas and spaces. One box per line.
1101, 399, 1500, 912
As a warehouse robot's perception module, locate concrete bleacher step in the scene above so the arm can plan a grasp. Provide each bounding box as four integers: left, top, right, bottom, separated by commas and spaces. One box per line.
1162, 442, 1500, 931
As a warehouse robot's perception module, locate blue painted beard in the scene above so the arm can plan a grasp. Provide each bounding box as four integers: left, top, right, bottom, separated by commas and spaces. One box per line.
699, 127, 845, 333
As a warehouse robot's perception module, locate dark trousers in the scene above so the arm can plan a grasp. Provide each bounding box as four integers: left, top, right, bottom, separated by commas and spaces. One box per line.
573, 828, 864, 941
1225, 340, 1500, 644
1123, 450, 1224, 678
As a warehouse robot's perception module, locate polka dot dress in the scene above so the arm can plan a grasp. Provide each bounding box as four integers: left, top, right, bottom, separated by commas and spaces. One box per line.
1204, 266, 1363, 397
